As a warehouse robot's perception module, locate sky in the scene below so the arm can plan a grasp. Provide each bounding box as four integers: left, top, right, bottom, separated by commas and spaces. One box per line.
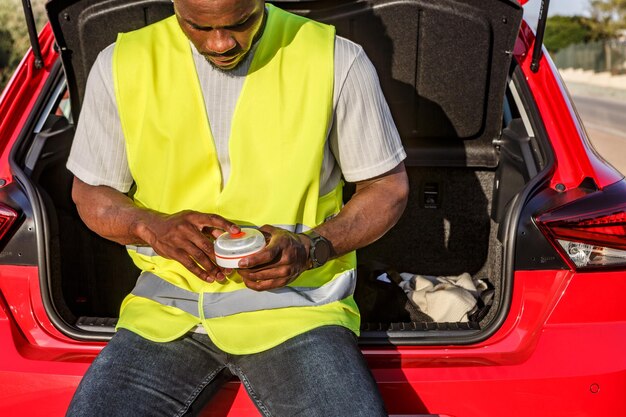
523, 0, 592, 29
524, 0, 591, 22
548, 0, 591, 17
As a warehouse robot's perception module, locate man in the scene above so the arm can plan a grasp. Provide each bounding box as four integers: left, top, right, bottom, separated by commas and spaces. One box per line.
65, 0, 408, 415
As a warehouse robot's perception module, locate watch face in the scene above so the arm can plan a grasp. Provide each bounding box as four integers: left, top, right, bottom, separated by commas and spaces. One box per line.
312, 236, 331, 267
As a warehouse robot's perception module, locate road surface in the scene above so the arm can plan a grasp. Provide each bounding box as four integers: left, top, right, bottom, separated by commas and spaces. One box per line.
572, 94, 626, 175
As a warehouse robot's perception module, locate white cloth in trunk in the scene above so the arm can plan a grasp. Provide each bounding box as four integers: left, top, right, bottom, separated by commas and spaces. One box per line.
397, 273, 487, 323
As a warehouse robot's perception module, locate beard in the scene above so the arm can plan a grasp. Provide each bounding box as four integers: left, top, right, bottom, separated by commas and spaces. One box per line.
204, 52, 249, 75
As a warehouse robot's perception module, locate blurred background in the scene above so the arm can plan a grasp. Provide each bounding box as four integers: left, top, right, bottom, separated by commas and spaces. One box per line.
525, 0, 626, 175
1, 0, 625, 174
1, 0, 47, 88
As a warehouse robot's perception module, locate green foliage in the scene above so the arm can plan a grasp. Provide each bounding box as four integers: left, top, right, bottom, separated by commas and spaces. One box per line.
544, 15, 599, 53
590, 0, 626, 36
544, 13, 615, 54
0, 28, 15, 69
0, 0, 47, 90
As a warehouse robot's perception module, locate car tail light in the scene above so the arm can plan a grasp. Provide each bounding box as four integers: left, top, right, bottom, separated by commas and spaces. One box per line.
535, 181, 626, 271
0, 204, 18, 241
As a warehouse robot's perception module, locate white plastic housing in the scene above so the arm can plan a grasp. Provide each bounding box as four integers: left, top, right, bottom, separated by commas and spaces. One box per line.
214, 228, 266, 269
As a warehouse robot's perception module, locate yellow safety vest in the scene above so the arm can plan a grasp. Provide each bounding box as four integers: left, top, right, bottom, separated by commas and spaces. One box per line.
112, 5, 359, 354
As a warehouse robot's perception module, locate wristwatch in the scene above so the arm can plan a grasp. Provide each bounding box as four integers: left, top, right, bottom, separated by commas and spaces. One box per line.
302, 230, 332, 269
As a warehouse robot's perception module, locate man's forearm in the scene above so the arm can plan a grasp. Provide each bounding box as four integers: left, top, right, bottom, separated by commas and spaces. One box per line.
234, 162, 408, 290
314, 162, 409, 258
71, 177, 238, 282
71, 177, 157, 245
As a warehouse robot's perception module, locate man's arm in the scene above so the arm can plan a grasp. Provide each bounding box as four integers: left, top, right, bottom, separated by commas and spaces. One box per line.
237, 162, 409, 290
313, 162, 408, 257
71, 177, 239, 282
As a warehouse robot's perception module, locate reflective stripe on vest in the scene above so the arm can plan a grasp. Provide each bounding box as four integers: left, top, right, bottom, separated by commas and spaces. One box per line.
131, 271, 356, 319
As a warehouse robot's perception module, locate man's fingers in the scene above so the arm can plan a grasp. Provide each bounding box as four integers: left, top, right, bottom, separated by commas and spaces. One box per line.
242, 276, 292, 292
143, 210, 240, 282
236, 227, 309, 292
238, 245, 280, 268
239, 265, 294, 282
172, 248, 212, 281
186, 245, 215, 273
172, 244, 224, 282
189, 232, 217, 258
190, 212, 239, 235
203, 227, 225, 240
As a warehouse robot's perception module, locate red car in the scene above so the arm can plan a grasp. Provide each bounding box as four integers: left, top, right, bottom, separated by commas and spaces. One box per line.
1, 0, 625, 416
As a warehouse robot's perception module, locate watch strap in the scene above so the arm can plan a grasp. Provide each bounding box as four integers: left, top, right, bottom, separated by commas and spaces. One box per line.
302, 229, 331, 269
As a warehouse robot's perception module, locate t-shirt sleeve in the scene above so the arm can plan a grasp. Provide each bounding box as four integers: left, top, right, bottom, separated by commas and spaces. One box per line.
330, 43, 406, 183
66, 44, 134, 193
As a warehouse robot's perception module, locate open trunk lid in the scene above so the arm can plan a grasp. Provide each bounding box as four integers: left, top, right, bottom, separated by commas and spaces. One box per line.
47, 0, 522, 168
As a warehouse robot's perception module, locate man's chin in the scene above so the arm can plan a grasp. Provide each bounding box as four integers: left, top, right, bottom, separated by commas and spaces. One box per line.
206, 55, 245, 72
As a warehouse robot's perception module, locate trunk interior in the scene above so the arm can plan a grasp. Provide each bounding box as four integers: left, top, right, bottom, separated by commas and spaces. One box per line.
20, 0, 548, 342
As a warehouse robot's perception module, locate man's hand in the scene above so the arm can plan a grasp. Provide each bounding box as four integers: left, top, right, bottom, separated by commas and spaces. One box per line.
237, 225, 311, 291
134, 210, 240, 282
233, 162, 409, 291
71, 177, 239, 282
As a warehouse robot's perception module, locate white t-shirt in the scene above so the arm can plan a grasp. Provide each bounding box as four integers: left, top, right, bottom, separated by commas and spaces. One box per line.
67, 34, 406, 195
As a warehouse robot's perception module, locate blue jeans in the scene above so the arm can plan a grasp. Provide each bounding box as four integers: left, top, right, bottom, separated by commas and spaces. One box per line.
66, 326, 387, 417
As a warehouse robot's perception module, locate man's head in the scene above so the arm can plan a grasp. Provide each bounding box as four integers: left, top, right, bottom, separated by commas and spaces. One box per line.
173, 0, 266, 71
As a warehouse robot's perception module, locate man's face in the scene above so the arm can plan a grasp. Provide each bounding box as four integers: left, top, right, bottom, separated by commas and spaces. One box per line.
174, 0, 266, 71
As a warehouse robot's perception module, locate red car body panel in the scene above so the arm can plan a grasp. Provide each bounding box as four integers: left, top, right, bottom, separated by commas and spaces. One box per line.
1, 7, 625, 417
0, 25, 58, 187
514, 21, 623, 191
3, 264, 626, 416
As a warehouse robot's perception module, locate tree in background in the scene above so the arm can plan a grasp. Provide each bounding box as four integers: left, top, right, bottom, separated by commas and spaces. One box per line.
544, 15, 602, 53
543, 0, 626, 55
0, 28, 15, 70
548, 1, 626, 72
590, 0, 626, 36
0, 0, 47, 90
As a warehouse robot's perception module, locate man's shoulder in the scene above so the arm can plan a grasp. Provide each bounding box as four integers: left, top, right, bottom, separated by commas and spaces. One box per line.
333, 35, 376, 83
335, 35, 364, 59
87, 42, 115, 87
99, 42, 116, 61
334, 35, 366, 75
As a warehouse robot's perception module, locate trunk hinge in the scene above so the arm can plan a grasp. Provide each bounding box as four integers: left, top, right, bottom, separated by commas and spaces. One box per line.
21, 0, 44, 69
530, 0, 550, 73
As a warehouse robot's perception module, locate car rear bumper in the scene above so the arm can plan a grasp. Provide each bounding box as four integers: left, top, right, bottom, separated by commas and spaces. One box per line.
2, 268, 625, 416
